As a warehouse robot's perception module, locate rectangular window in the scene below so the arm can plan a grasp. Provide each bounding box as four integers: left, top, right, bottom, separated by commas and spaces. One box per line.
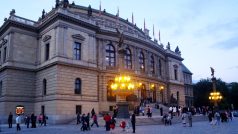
45, 43, 50, 61
174, 69, 178, 80
0, 81, 2, 96
3, 47, 7, 62
73, 42, 81, 60
76, 105, 82, 114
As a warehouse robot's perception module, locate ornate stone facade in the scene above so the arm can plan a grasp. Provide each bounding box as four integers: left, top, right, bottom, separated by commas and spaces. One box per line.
0, 1, 192, 124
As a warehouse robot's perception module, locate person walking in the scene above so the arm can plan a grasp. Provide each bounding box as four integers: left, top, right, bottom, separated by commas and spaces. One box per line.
187, 111, 192, 127
91, 114, 99, 127
76, 112, 81, 124
16, 115, 21, 131
86, 113, 90, 130
131, 112, 136, 133
215, 111, 221, 125
8, 112, 13, 128
26, 115, 30, 128
42, 114, 47, 126
160, 107, 163, 116
182, 112, 187, 127
31, 113, 36, 128
91, 108, 95, 117
38, 114, 43, 126
103, 113, 111, 131
80, 114, 87, 131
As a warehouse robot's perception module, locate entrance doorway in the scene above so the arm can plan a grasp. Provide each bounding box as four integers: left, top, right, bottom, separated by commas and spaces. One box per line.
41, 105, 45, 115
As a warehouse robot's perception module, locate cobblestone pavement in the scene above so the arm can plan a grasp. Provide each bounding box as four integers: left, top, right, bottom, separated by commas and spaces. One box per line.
0, 118, 237, 134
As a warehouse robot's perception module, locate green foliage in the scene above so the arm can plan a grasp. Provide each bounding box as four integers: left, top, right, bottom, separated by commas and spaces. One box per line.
193, 79, 238, 110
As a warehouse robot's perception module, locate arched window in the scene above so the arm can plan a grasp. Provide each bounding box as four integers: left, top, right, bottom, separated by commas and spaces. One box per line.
139, 51, 145, 71
150, 55, 155, 74
105, 44, 115, 67
75, 78, 81, 94
43, 79, 47, 95
124, 48, 132, 69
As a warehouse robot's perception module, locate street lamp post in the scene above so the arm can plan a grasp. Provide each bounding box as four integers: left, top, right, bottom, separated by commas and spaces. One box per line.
159, 86, 164, 104
110, 75, 137, 118
209, 67, 222, 108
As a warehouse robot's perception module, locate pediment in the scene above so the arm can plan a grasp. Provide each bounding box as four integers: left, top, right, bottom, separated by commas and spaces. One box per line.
43, 35, 51, 42
72, 34, 85, 41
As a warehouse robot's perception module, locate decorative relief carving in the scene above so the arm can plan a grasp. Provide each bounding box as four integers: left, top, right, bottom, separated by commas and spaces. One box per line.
72, 34, 85, 41
43, 35, 51, 42
0, 39, 8, 48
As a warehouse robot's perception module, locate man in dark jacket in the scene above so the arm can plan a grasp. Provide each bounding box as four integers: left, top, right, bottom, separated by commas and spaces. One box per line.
131, 113, 136, 133
8, 112, 13, 128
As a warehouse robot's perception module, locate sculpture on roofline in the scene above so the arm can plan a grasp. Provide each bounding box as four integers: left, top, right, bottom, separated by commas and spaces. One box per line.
10, 9, 15, 16
116, 28, 126, 54
210, 67, 215, 78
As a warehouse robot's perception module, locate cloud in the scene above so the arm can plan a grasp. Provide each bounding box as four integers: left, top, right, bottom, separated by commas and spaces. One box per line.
215, 37, 238, 49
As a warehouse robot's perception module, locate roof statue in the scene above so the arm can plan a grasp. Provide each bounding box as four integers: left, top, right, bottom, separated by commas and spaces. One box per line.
175, 46, 181, 54
63, 0, 69, 8
210, 67, 215, 78
116, 28, 126, 54
10, 9, 15, 16
116, 28, 124, 48
166, 42, 171, 50
42, 9, 45, 19
55, 0, 60, 8
88, 5, 92, 17
72, 1, 75, 6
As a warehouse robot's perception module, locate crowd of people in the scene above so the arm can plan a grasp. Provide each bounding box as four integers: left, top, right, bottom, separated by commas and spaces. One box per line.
7, 112, 48, 131
5, 104, 235, 133
76, 107, 136, 133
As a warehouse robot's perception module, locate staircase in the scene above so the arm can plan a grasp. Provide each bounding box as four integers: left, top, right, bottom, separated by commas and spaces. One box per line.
68, 103, 208, 126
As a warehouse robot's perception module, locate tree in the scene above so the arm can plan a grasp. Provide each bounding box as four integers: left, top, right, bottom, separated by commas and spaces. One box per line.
193, 79, 211, 107
193, 78, 236, 109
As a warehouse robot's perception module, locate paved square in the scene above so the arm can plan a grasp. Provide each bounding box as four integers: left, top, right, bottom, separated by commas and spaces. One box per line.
1, 118, 237, 134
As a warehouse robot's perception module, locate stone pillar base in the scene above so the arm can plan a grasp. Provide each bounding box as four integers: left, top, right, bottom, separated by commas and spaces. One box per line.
116, 102, 130, 119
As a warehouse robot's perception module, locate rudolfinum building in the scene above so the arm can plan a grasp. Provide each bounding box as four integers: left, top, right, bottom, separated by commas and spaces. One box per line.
0, 1, 193, 124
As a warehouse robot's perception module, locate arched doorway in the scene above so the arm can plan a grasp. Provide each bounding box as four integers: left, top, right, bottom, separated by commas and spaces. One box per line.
107, 80, 116, 102
152, 88, 156, 103
141, 84, 146, 101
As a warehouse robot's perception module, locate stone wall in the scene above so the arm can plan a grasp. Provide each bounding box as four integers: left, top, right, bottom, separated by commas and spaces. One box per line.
0, 69, 35, 123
